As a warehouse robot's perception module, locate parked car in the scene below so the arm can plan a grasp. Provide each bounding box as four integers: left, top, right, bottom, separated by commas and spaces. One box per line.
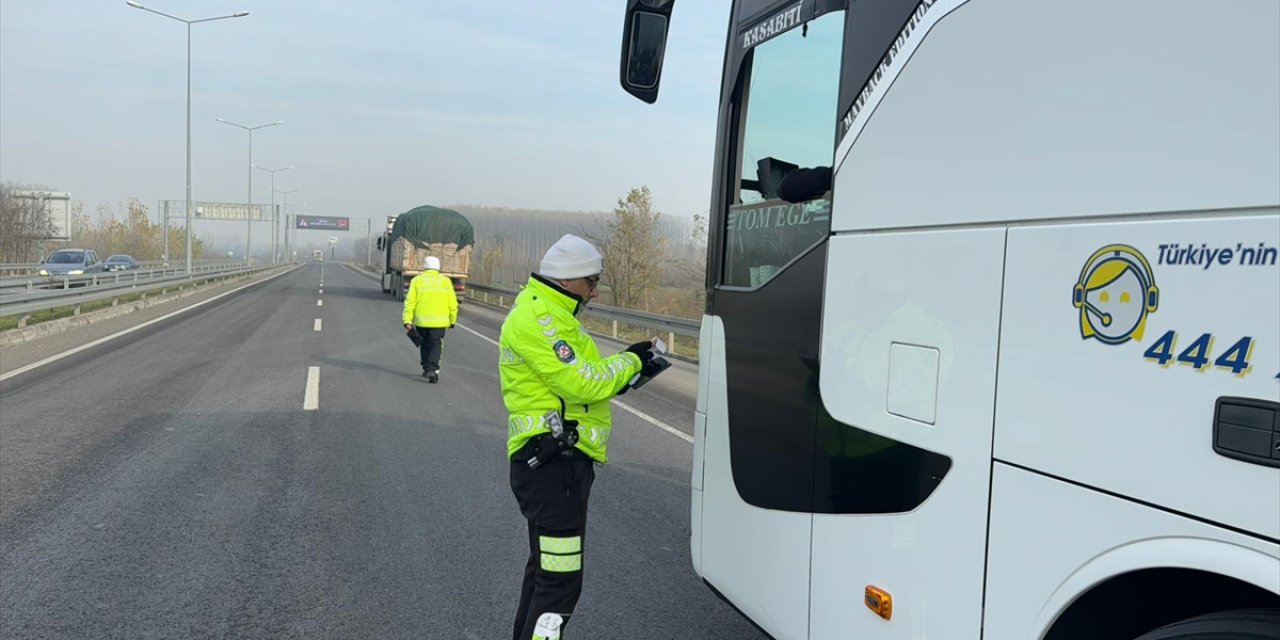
102, 255, 139, 272
38, 249, 103, 278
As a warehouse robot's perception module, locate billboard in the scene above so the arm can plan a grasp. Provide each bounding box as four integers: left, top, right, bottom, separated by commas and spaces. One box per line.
11, 191, 72, 240
158, 200, 274, 222
295, 215, 350, 231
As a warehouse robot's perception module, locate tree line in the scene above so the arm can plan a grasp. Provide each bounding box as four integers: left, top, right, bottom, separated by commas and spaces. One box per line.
449, 186, 707, 319
70, 198, 206, 262
0, 182, 203, 263
0, 183, 60, 263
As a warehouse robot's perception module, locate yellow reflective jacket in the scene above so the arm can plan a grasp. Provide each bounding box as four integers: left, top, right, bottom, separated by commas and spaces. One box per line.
402, 270, 458, 328
499, 275, 641, 463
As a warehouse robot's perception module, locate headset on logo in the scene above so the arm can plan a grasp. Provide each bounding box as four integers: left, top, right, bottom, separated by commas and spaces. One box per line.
1073, 244, 1160, 345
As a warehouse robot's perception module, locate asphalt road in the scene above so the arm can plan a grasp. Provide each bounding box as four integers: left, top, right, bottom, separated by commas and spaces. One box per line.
0, 261, 765, 640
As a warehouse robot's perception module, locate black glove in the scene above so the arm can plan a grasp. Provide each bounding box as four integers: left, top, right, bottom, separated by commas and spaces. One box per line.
625, 340, 655, 367
529, 419, 579, 470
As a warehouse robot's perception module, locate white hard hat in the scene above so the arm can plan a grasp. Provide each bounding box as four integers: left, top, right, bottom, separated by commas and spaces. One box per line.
539, 234, 602, 280
424, 256, 441, 271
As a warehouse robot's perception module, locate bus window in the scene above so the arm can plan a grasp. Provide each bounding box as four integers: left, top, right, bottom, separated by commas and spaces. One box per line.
723, 13, 843, 289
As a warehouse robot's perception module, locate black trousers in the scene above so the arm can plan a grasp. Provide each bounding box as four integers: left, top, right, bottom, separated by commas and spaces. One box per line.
416, 327, 446, 372
510, 450, 594, 640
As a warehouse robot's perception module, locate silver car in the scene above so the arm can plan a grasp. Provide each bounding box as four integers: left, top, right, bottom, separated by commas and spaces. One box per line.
39, 249, 103, 280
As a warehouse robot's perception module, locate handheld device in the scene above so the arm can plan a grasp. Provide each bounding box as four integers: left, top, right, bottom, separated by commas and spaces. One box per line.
628, 337, 672, 390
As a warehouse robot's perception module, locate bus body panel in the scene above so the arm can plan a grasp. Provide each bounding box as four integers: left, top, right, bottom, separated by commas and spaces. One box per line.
996, 215, 1280, 539
680, 0, 1280, 635
698, 315, 812, 640
832, 0, 1280, 233
811, 228, 1006, 638
986, 463, 1280, 640
691, 317, 713, 576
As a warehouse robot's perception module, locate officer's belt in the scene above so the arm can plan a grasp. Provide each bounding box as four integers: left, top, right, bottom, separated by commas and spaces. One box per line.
510, 434, 589, 464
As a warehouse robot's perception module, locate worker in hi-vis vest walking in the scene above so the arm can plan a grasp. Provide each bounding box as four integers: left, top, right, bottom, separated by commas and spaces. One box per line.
402, 255, 458, 383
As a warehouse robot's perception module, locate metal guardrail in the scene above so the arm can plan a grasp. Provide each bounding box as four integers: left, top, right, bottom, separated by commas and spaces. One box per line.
0, 259, 242, 281
465, 282, 701, 338
0, 263, 289, 319
0, 262, 250, 293
0, 263, 45, 276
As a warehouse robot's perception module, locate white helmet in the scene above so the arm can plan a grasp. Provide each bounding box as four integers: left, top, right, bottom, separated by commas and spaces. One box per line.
423, 256, 441, 271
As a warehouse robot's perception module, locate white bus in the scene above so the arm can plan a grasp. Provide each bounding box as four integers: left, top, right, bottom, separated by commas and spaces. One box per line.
619, 1, 1280, 638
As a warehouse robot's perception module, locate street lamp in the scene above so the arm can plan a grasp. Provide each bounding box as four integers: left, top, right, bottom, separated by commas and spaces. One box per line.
254, 165, 293, 263
126, 2, 248, 274
217, 119, 283, 265
276, 190, 301, 261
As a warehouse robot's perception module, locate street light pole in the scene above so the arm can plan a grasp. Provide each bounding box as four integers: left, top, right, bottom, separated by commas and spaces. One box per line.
217, 118, 283, 265
277, 190, 301, 261
255, 165, 293, 263
126, 2, 248, 274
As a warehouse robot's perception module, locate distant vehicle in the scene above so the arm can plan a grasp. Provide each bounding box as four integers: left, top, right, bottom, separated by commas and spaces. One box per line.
38, 249, 102, 278
312, 250, 323, 260
375, 205, 473, 299
102, 255, 138, 272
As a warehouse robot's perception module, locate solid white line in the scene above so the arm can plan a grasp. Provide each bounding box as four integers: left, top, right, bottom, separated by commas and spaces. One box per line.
456, 323, 498, 346
314, 318, 322, 332
317, 299, 323, 307
304, 366, 320, 410
614, 399, 694, 443
453, 323, 692, 444
0, 267, 296, 382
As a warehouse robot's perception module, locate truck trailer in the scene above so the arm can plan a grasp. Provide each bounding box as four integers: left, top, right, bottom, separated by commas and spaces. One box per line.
376, 205, 474, 299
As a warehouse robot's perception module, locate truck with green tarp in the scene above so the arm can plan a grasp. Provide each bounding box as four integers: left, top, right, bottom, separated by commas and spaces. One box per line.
375, 205, 474, 298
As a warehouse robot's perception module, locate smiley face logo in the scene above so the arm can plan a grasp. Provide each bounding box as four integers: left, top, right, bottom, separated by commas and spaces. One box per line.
1072, 244, 1159, 345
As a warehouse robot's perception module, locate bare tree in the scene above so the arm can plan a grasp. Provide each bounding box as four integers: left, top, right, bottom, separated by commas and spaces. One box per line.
68, 197, 204, 261
660, 211, 708, 318
588, 186, 668, 310
0, 182, 59, 263
475, 245, 504, 285
442, 201, 698, 309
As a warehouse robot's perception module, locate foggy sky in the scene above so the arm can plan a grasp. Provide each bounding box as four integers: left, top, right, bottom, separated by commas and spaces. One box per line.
1, 0, 729, 240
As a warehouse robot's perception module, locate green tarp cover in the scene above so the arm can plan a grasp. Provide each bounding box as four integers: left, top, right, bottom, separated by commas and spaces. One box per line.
390, 205, 474, 249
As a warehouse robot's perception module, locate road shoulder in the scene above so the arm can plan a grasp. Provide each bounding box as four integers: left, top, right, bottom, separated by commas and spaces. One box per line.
0, 266, 296, 376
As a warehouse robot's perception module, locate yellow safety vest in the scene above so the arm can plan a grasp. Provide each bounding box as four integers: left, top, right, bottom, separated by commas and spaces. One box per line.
499, 275, 640, 463
402, 270, 458, 328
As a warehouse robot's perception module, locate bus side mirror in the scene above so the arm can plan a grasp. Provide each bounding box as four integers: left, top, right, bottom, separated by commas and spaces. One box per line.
620, 0, 674, 104
376, 237, 385, 252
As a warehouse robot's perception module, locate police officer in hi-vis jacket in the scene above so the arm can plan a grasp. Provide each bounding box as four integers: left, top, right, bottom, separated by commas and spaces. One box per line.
498, 234, 662, 640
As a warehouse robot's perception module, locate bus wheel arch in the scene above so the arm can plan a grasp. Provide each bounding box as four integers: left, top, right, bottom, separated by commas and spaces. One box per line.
1041, 568, 1279, 640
